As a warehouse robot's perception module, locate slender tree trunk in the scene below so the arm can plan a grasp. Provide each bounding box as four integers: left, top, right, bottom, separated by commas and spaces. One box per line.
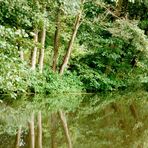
59, 110, 72, 148
37, 111, 42, 148
51, 9, 61, 148
39, 25, 46, 73
29, 113, 35, 148
52, 10, 61, 72
15, 126, 22, 148
130, 102, 139, 120
58, 2, 85, 147
59, 11, 82, 75
31, 31, 38, 70
19, 50, 24, 61
51, 113, 58, 148
111, 102, 126, 129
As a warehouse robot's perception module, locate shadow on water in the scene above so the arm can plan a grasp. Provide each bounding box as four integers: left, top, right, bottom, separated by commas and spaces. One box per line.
0, 90, 148, 148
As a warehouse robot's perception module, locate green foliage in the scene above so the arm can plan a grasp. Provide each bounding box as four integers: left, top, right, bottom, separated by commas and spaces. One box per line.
0, 0, 148, 98
69, 2, 148, 92
0, 25, 32, 54
0, 0, 51, 30
0, 65, 84, 98
0, 1, 148, 147
0, 25, 32, 98
29, 70, 84, 94
108, 19, 148, 52
0, 55, 30, 98
44, 71, 84, 93
0, 22, 83, 97
0, 0, 32, 28
58, 0, 81, 15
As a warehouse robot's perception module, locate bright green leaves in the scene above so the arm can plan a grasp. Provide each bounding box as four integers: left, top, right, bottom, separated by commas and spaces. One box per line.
58, 0, 81, 15
0, 55, 30, 98
107, 19, 148, 75
107, 20, 148, 52
0, 25, 32, 55
70, 0, 148, 92
43, 71, 84, 94
0, 0, 32, 28
0, 25, 33, 98
0, 0, 51, 30
0, 0, 147, 98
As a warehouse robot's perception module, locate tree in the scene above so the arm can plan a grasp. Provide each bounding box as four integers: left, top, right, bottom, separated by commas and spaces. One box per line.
60, 0, 85, 74
52, 6, 61, 72
39, 18, 46, 73
31, 31, 39, 70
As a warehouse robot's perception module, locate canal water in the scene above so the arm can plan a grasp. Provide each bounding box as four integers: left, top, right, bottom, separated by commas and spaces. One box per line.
0, 90, 148, 148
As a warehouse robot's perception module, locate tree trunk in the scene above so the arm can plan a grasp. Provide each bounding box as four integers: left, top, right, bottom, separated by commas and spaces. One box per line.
29, 113, 35, 148
130, 102, 139, 120
39, 26, 46, 73
31, 31, 38, 70
19, 50, 24, 61
15, 126, 22, 148
37, 111, 42, 148
52, 10, 61, 72
51, 113, 58, 148
51, 10, 61, 147
58, 110, 72, 148
58, 2, 85, 147
59, 11, 82, 75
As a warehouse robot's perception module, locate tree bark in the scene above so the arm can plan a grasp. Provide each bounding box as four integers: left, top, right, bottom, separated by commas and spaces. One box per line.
59, 11, 82, 75
29, 113, 35, 148
51, 10, 61, 147
130, 102, 139, 120
15, 126, 22, 148
52, 10, 61, 72
39, 25, 46, 73
37, 111, 42, 148
19, 50, 24, 61
51, 113, 58, 148
58, 110, 72, 148
58, 2, 85, 147
31, 31, 38, 70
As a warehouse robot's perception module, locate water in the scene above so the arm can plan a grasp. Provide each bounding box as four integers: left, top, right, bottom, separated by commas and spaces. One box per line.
0, 90, 148, 148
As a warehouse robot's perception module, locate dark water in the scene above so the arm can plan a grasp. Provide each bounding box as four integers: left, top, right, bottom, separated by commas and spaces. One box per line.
0, 90, 148, 148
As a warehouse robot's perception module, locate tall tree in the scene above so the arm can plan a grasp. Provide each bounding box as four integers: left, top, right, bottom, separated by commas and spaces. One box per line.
19, 50, 24, 61
39, 23, 46, 73
31, 31, 38, 70
57, 1, 85, 148
52, 9, 61, 72
59, 0, 85, 74
51, 5, 61, 147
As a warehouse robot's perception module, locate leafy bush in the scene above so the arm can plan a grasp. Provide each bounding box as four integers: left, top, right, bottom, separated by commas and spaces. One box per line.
0, 26, 31, 98
0, 55, 31, 98
42, 70, 84, 94
70, 19, 148, 92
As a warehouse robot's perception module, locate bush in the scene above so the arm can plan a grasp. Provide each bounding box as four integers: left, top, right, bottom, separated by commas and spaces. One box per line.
0, 54, 31, 98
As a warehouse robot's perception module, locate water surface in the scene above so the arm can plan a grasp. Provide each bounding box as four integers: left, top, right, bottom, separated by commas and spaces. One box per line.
0, 90, 148, 148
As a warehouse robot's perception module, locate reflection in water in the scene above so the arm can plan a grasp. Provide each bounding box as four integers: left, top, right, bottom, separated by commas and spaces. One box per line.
0, 90, 148, 148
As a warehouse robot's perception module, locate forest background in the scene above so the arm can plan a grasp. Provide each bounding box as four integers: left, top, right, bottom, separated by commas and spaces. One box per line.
0, 0, 148, 98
